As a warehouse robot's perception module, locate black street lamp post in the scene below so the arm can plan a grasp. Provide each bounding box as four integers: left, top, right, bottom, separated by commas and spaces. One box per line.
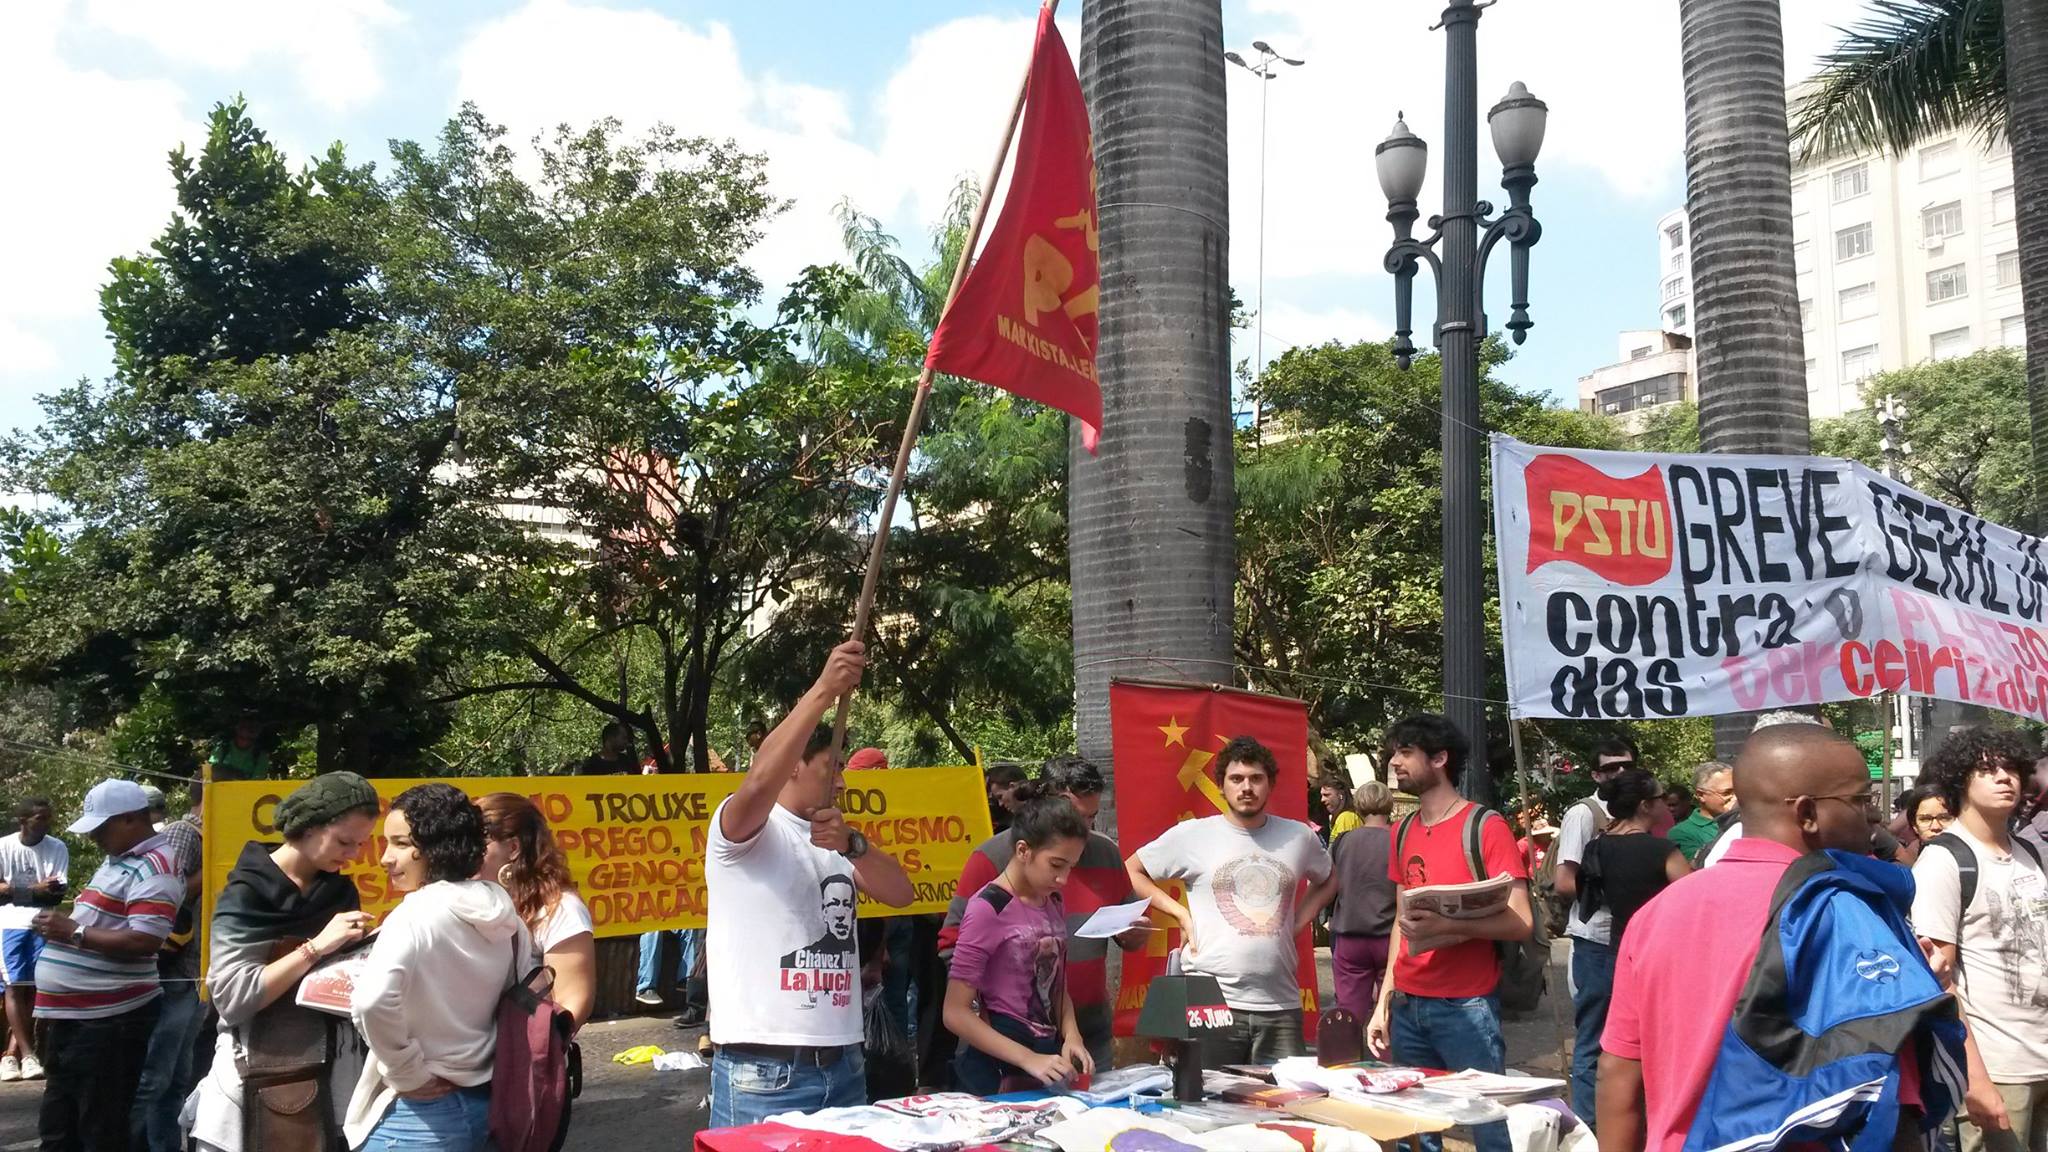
1376, 0, 1548, 802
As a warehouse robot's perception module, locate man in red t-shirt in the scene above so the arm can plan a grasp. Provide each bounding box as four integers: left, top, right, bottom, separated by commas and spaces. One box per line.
1598, 724, 1895, 1150
1366, 714, 1532, 1152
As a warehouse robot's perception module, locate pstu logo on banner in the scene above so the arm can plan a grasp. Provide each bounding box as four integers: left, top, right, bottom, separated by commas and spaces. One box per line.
1524, 454, 1674, 586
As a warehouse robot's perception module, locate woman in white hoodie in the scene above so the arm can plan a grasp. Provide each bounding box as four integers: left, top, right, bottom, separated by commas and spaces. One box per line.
347, 784, 527, 1151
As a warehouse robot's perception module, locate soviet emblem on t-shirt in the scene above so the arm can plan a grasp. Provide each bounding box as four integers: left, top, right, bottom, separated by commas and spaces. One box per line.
1211, 852, 1293, 937
778, 874, 857, 1010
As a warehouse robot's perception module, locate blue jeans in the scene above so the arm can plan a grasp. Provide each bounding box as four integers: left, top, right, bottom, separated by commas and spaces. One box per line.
710, 1047, 865, 1129
636, 929, 699, 995
131, 977, 210, 1152
1570, 936, 1616, 1129
357, 1084, 491, 1151
1389, 992, 1510, 1152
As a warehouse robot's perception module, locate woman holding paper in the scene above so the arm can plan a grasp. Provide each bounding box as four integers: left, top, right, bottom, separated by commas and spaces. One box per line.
189, 771, 383, 1152
944, 793, 1095, 1093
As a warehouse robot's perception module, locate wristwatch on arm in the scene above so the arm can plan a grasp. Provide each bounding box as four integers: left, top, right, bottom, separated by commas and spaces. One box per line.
841, 830, 870, 860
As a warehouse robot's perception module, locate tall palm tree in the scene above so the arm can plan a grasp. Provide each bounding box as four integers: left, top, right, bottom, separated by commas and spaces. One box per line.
1679, 0, 1813, 756
1073, 0, 1235, 819
1790, 0, 2048, 531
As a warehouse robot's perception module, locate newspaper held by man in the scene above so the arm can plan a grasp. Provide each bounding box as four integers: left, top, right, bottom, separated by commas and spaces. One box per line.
1399, 873, 1516, 954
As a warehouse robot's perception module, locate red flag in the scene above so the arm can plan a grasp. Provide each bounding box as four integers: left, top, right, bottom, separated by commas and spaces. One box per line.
924, 6, 1102, 452
1108, 681, 1319, 1039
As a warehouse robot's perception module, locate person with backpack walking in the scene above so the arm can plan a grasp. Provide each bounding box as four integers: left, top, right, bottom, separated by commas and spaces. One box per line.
1551, 735, 1639, 1128
477, 794, 596, 1030
1560, 768, 1690, 1127
1911, 728, 2048, 1151
1328, 781, 1397, 1020
1599, 723, 1966, 1151
348, 784, 530, 1152
190, 772, 382, 1152
1128, 735, 1337, 1066
1365, 714, 1532, 1152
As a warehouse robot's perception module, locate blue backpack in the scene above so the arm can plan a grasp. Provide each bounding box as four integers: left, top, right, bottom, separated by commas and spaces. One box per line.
1684, 850, 1967, 1152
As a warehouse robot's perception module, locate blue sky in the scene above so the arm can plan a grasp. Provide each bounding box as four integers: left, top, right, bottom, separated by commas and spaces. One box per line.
0, 0, 1870, 443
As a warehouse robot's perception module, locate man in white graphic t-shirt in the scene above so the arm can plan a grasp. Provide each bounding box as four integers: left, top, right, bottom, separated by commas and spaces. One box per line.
1912, 728, 2048, 1150
706, 641, 915, 1128
0, 798, 67, 1082
1127, 735, 1335, 1065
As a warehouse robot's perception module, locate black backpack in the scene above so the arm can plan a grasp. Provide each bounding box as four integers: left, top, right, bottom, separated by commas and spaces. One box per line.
1394, 804, 1547, 1013
1923, 831, 2045, 915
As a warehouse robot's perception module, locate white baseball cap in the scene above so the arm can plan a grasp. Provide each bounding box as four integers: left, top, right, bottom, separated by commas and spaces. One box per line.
69, 780, 152, 834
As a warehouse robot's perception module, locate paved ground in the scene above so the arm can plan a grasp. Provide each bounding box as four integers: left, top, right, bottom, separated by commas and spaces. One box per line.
0, 944, 1577, 1149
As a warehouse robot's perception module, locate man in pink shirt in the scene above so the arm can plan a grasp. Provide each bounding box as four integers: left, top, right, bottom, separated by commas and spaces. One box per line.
1597, 724, 1895, 1150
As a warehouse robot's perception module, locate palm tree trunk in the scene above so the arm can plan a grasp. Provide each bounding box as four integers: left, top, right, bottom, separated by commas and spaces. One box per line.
1073, 0, 1235, 835
2007, 0, 2048, 533
1678, 0, 1812, 757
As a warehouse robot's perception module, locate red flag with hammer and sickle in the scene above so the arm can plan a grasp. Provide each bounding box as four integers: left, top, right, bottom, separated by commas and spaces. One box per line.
924, 5, 1103, 452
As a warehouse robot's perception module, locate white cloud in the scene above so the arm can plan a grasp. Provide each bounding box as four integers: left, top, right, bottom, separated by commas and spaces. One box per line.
452, 1, 1062, 298
1228, 0, 1871, 288
81, 0, 402, 112
0, 4, 199, 375
1240, 298, 1389, 371
0, 322, 60, 379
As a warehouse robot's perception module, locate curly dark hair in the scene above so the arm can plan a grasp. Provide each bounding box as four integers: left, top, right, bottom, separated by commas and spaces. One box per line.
1920, 727, 2037, 818
391, 783, 486, 884
1214, 735, 1279, 786
1386, 713, 1469, 784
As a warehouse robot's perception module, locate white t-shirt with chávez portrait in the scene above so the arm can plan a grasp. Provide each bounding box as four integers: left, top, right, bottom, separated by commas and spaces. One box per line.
0, 833, 68, 931
706, 798, 862, 1048
1910, 822, 2048, 1081
1135, 814, 1331, 1012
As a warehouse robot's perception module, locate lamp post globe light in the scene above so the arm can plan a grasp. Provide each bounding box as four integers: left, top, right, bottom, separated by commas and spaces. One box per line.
1376, 0, 1547, 803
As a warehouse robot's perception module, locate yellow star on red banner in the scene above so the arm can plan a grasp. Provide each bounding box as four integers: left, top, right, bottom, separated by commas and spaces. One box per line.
1159, 717, 1188, 747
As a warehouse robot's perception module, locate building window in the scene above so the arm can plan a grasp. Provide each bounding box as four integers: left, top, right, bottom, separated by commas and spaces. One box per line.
1838, 281, 1877, 317
1993, 186, 2015, 224
1630, 345, 1653, 360
1920, 140, 1960, 179
1665, 222, 1686, 249
2004, 315, 2027, 347
1666, 304, 1688, 329
1927, 263, 1969, 302
1996, 250, 2021, 289
1663, 277, 1687, 302
1805, 358, 1818, 386
1990, 133, 2010, 158
1832, 164, 1870, 202
1921, 201, 1964, 242
1794, 239, 1813, 272
1930, 328, 1973, 361
1842, 344, 1880, 381
1597, 372, 1687, 415
1800, 298, 1814, 328
1836, 223, 1873, 262
1669, 251, 1683, 273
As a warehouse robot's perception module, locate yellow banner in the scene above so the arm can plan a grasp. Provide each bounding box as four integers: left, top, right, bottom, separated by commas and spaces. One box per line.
201, 768, 991, 967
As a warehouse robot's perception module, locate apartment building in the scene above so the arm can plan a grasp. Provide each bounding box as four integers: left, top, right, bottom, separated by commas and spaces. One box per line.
1649, 133, 2024, 420
1576, 328, 1695, 433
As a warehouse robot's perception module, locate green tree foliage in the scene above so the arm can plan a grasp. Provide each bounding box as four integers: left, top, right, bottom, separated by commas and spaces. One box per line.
1812, 349, 2033, 531
744, 194, 1075, 763
1235, 340, 1628, 769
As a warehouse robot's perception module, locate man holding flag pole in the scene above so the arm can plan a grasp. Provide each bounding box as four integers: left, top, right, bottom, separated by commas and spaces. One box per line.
702, 0, 1105, 1123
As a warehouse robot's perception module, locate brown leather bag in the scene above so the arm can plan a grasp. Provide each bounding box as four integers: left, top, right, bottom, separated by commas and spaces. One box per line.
234, 937, 341, 1152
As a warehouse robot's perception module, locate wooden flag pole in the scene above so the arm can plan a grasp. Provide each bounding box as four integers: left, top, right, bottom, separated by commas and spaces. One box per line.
829, 0, 1060, 764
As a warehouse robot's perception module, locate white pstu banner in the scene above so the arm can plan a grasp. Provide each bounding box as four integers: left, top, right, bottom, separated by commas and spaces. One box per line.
1491, 434, 2048, 721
